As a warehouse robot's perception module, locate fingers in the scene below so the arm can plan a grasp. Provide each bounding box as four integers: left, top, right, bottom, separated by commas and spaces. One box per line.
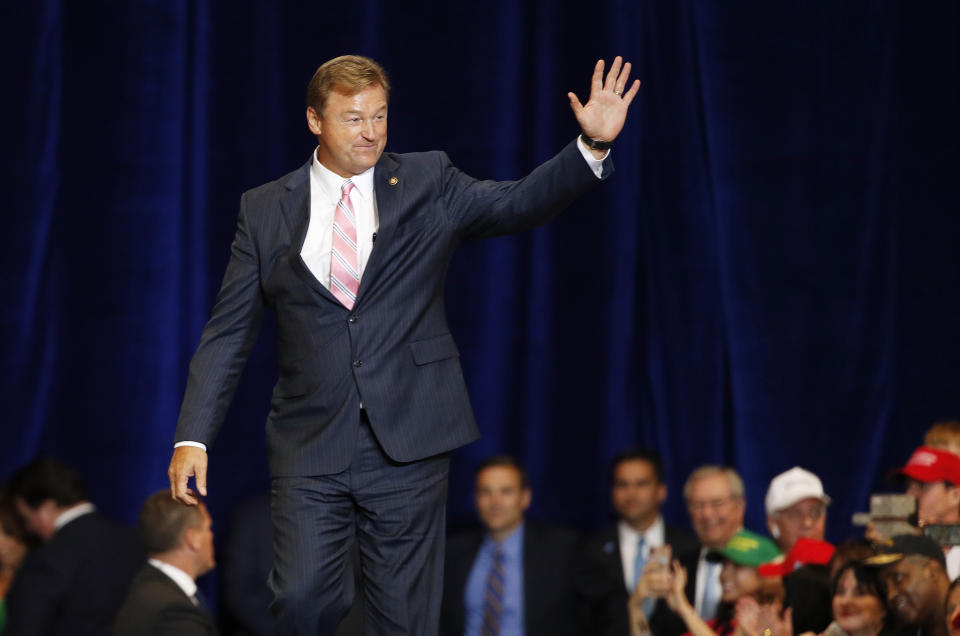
567, 92, 584, 117
604, 56, 623, 91
167, 447, 208, 506
591, 59, 605, 96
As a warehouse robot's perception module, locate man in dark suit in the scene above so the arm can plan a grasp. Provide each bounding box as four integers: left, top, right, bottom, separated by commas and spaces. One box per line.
5, 458, 144, 636
113, 491, 217, 636
577, 448, 698, 636
440, 456, 580, 636
167, 54, 640, 635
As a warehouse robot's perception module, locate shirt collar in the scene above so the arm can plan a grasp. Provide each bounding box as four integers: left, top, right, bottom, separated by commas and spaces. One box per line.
617, 515, 665, 545
310, 148, 375, 202
53, 502, 95, 532
485, 521, 525, 560
148, 558, 198, 599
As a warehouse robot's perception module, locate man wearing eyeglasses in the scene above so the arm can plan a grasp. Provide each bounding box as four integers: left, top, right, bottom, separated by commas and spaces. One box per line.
764, 466, 830, 553
764, 466, 834, 634
680, 466, 747, 621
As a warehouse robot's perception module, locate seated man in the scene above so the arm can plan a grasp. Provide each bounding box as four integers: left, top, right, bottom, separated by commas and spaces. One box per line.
113, 491, 217, 636
867, 534, 951, 636
6, 458, 144, 636
440, 455, 580, 636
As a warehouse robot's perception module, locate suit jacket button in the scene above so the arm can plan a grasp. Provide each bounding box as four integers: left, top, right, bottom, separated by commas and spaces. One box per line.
353, 359, 363, 368
348, 315, 357, 324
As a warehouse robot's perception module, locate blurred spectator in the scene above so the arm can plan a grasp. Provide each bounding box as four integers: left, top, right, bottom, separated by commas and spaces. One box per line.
765, 467, 831, 553
867, 535, 950, 636
894, 446, 960, 579
113, 491, 217, 636
681, 466, 747, 622
821, 560, 894, 636
440, 455, 579, 636
925, 421, 960, 458
764, 468, 835, 635
945, 578, 960, 636
646, 529, 782, 636
0, 487, 31, 634
5, 458, 143, 636
577, 447, 698, 636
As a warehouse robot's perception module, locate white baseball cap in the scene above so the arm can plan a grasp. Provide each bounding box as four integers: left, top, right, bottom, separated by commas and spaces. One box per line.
765, 466, 831, 516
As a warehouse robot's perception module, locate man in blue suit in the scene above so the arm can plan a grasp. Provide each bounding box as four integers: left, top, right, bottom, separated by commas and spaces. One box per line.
168, 54, 640, 635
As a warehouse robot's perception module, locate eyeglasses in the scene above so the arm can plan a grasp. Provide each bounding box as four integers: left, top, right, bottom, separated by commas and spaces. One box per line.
688, 496, 737, 513
779, 503, 826, 523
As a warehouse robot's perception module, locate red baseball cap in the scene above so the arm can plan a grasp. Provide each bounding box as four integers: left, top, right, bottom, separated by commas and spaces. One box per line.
898, 446, 960, 486
757, 538, 835, 577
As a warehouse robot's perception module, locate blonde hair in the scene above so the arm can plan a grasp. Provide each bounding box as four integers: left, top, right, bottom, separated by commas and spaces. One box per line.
925, 420, 960, 457
306, 55, 390, 116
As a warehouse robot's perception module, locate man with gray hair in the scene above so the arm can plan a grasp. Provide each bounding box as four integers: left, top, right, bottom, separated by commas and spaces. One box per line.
113, 491, 217, 636
679, 466, 746, 621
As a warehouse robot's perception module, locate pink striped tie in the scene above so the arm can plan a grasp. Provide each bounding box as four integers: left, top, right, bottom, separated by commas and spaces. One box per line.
330, 180, 360, 309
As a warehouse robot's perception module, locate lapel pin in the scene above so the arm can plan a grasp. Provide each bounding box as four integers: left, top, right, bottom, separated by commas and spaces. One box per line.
388, 176, 399, 186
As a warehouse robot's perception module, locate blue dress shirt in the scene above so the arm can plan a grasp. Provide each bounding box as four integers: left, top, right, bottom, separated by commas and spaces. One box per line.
464, 523, 525, 636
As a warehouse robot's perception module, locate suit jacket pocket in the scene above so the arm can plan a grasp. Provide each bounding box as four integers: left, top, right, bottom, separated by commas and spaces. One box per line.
409, 333, 460, 365
273, 373, 308, 398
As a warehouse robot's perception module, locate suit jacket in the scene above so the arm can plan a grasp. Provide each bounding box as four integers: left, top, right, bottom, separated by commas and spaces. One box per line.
5, 511, 144, 636
175, 139, 610, 476
576, 523, 699, 636
113, 565, 217, 636
440, 522, 581, 636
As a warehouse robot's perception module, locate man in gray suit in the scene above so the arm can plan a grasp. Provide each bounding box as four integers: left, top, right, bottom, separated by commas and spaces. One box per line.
168, 54, 640, 635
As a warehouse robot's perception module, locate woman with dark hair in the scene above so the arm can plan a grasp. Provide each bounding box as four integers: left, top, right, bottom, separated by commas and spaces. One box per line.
0, 487, 30, 634
820, 560, 890, 636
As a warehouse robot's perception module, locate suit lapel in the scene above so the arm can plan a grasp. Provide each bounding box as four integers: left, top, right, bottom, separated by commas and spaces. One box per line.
280, 160, 340, 304
357, 153, 402, 302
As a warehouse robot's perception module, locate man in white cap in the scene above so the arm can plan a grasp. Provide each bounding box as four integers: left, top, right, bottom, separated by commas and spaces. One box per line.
765, 466, 831, 554
765, 467, 835, 635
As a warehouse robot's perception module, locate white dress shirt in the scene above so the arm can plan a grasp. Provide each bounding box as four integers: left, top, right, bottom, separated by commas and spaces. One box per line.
53, 502, 95, 532
694, 545, 726, 619
618, 516, 666, 591
175, 138, 606, 452
148, 558, 198, 601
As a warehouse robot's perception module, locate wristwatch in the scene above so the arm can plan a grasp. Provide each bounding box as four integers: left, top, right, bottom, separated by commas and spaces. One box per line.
580, 134, 612, 151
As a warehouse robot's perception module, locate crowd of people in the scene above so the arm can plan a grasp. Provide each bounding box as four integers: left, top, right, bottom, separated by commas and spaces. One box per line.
0, 420, 958, 636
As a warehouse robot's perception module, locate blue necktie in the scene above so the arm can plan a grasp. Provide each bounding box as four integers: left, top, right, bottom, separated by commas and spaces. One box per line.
633, 537, 655, 616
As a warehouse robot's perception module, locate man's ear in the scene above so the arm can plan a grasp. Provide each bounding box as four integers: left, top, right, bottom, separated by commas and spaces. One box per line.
766, 515, 781, 539
306, 107, 323, 136
183, 527, 200, 553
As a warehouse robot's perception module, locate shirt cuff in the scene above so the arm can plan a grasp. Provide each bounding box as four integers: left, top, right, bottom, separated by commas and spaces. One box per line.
174, 441, 207, 452
576, 136, 609, 178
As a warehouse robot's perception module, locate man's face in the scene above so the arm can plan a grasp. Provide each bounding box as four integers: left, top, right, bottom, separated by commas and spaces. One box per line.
475, 466, 530, 537
879, 556, 943, 626
15, 498, 58, 542
767, 497, 827, 552
611, 459, 666, 529
686, 474, 745, 549
307, 85, 387, 178
906, 478, 960, 525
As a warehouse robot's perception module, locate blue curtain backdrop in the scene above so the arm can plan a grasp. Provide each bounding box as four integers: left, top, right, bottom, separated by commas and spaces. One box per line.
2, 0, 958, 552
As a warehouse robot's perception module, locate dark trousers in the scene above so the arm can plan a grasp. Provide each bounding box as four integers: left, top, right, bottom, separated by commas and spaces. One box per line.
268, 414, 450, 636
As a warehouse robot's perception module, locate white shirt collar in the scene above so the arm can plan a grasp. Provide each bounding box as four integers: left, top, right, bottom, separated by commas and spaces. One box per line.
53, 502, 95, 532
617, 515, 665, 546
148, 558, 198, 599
310, 148, 375, 203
